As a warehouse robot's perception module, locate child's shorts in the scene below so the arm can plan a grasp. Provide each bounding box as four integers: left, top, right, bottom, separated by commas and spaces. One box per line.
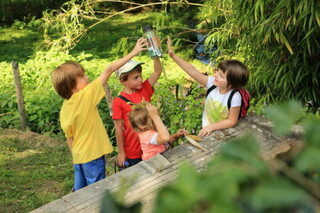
73, 155, 106, 191
127, 158, 142, 167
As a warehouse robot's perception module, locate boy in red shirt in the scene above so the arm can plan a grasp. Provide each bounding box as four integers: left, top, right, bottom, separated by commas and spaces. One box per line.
112, 58, 162, 167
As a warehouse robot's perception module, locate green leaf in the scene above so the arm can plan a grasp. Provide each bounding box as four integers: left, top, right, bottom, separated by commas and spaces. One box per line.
295, 147, 320, 172
100, 190, 141, 213
155, 164, 201, 213
219, 133, 267, 174
265, 101, 304, 136
302, 117, 320, 147
279, 32, 293, 54
248, 178, 307, 210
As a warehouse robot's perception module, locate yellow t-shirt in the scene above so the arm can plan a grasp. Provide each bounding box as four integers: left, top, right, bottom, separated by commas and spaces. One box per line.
60, 78, 113, 164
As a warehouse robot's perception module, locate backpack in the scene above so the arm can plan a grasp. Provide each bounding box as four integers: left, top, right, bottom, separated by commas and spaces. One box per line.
205, 85, 250, 118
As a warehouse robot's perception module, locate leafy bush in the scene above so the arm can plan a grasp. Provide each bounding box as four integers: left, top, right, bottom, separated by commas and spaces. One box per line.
101, 101, 320, 212
197, 0, 320, 110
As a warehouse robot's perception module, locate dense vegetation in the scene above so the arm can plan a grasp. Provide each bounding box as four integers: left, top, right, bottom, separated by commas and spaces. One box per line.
102, 101, 320, 212
0, 0, 319, 212
1, 0, 319, 135
198, 0, 320, 110
0, 0, 67, 25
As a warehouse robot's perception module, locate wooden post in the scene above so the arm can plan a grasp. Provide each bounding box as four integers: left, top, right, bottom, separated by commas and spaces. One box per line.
11, 61, 27, 130
103, 83, 113, 116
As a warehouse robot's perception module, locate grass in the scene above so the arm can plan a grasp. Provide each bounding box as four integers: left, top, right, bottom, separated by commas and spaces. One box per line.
0, 129, 73, 212
0, 27, 42, 63
0, 11, 209, 212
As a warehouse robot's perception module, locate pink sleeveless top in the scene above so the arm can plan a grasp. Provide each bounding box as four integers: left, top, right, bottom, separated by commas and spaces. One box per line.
138, 130, 166, 160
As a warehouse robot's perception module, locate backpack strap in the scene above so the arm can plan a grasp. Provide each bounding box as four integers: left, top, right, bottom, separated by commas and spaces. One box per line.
227, 90, 237, 110
205, 85, 217, 98
118, 95, 134, 105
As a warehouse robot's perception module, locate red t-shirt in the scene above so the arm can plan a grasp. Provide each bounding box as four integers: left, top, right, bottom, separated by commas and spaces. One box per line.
112, 80, 154, 159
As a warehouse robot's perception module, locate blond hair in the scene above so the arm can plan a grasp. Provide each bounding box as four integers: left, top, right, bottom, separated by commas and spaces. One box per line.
51, 61, 84, 99
129, 102, 156, 132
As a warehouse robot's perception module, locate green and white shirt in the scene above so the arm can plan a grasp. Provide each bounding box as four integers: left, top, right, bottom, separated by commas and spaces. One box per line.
202, 76, 242, 127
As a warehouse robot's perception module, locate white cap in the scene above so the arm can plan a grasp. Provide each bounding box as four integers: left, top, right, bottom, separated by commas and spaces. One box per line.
115, 60, 144, 78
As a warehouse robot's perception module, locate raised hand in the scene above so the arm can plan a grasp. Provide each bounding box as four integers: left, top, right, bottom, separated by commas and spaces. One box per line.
146, 103, 158, 118
132, 37, 148, 56
167, 36, 175, 57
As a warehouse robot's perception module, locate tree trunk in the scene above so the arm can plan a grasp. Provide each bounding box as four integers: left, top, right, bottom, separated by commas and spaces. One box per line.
11, 61, 27, 130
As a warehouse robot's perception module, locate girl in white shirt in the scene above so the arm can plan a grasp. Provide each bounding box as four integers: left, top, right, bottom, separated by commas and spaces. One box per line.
167, 38, 249, 137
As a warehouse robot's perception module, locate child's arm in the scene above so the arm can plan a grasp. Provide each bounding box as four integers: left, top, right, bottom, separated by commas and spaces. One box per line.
147, 104, 170, 144
113, 119, 127, 166
148, 57, 162, 86
167, 37, 209, 87
168, 129, 187, 143
67, 137, 73, 153
99, 37, 147, 84
198, 106, 240, 136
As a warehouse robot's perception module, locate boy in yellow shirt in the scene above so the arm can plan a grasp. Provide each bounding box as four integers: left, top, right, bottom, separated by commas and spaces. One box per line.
51, 38, 147, 191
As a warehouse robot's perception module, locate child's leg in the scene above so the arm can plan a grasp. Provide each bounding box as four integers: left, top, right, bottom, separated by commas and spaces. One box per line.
73, 164, 87, 191
81, 155, 106, 186
127, 158, 142, 167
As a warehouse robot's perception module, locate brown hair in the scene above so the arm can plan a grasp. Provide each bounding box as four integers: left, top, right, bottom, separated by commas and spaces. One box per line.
217, 59, 249, 89
51, 61, 84, 99
129, 102, 156, 132
119, 65, 142, 82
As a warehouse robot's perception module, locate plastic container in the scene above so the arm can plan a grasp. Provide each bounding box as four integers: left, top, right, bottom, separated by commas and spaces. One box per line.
142, 25, 162, 58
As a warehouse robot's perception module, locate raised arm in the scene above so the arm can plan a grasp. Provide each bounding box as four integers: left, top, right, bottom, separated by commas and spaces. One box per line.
168, 129, 188, 143
167, 37, 208, 87
148, 57, 162, 86
147, 104, 170, 144
99, 37, 148, 84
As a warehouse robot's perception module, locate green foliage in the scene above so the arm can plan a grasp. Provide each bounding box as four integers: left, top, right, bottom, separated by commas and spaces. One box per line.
265, 100, 304, 135
100, 190, 142, 213
198, 0, 320, 110
153, 80, 203, 135
1, 2, 209, 138
0, 0, 66, 25
100, 101, 320, 212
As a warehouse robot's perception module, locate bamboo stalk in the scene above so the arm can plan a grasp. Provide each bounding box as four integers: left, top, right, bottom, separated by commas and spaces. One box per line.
11, 61, 27, 130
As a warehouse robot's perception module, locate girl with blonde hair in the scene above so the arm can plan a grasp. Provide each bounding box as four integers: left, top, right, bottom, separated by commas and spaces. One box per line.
129, 102, 186, 160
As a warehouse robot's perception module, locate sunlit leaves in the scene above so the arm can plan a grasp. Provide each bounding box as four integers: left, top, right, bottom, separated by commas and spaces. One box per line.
199, 0, 320, 109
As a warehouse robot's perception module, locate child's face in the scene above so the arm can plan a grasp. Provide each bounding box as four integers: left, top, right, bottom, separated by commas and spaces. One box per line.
122, 71, 143, 90
74, 73, 89, 92
214, 69, 228, 89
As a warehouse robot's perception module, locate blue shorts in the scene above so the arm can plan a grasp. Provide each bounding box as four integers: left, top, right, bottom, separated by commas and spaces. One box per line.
73, 155, 106, 191
127, 158, 142, 167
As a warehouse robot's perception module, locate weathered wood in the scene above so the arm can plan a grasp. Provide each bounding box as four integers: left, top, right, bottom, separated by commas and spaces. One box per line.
11, 61, 27, 130
31, 115, 303, 213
